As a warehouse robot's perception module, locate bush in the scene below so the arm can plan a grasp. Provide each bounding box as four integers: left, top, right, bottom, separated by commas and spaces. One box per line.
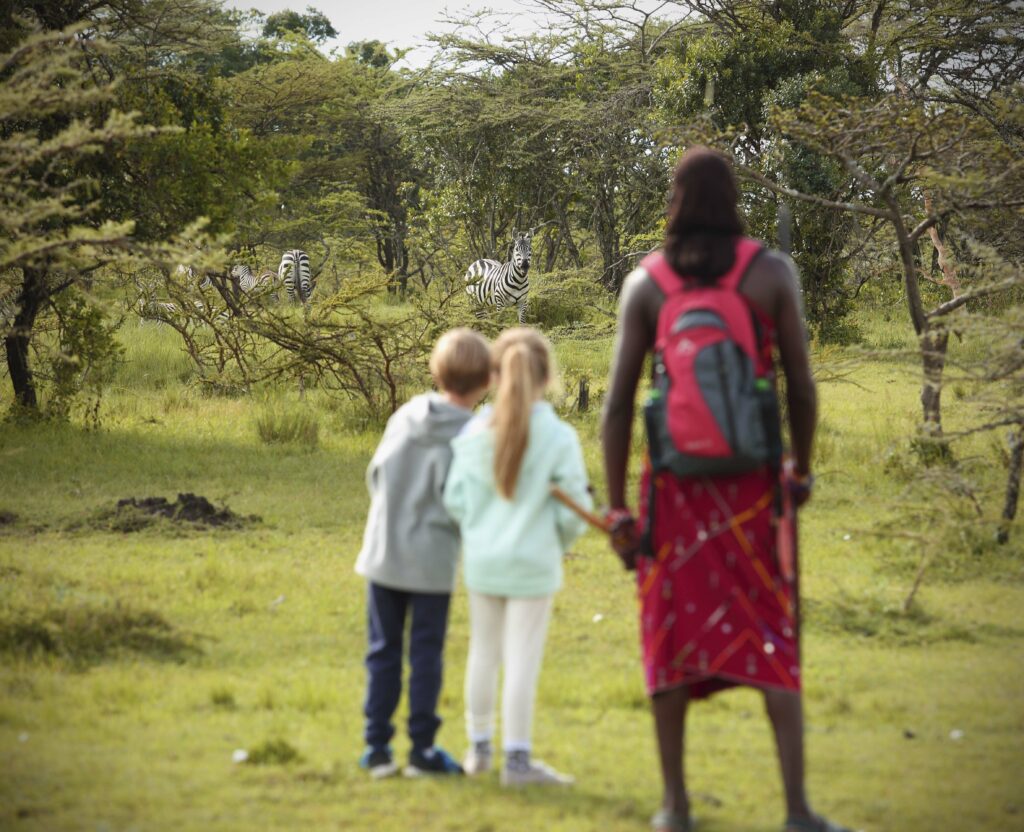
527, 269, 609, 329
255, 403, 320, 449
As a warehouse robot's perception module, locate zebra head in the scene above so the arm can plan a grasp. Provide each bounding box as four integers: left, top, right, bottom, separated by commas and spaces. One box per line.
511, 231, 532, 272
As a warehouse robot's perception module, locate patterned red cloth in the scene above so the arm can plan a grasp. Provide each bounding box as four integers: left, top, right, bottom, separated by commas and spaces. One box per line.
636, 465, 798, 699
635, 282, 798, 699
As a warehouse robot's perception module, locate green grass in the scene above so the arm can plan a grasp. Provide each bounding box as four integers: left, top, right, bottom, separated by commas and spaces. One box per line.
0, 314, 1022, 831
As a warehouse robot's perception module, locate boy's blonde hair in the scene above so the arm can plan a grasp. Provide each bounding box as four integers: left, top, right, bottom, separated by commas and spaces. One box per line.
429, 328, 491, 395
491, 327, 554, 499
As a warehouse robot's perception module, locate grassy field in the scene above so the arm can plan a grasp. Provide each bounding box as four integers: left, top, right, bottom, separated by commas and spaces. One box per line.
1, 311, 1022, 832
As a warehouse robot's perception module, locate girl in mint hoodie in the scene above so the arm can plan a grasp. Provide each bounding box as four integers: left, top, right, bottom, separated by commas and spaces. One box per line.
443, 327, 592, 787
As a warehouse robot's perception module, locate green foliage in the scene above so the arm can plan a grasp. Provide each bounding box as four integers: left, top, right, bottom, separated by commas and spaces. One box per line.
522, 269, 589, 329
654, 5, 869, 341
0, 25, 148, 275
45, 290, 124, 422
262, 7, 337, 44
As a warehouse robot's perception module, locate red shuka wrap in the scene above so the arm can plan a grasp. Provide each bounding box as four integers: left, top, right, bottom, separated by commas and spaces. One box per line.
636, 242, 798, 699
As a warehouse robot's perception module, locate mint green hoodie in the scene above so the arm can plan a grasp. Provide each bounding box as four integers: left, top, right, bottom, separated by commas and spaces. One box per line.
443, 402, 592, 597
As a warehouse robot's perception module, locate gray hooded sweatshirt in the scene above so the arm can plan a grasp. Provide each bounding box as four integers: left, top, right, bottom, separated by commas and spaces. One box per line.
355, 393, 473, 593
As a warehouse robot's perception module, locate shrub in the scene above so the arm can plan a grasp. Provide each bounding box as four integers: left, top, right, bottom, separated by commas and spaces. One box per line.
527, 269, 609, 329
255, 404, 320, 449
245, 738, 302, 765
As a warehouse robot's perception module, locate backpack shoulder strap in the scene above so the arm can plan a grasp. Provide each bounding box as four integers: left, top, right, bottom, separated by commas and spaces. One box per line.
640, 239, 765, 296
639, 250, 684, 296
718, 237, 765, 291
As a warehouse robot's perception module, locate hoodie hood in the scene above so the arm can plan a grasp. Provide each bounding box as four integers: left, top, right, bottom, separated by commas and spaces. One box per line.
397, 393, 473, 442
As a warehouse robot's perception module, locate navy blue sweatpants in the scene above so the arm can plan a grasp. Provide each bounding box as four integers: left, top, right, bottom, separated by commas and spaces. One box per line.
363, 582, 451, 752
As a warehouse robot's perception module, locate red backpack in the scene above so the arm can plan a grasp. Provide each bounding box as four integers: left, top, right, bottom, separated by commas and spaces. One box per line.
640, 238, 782, 477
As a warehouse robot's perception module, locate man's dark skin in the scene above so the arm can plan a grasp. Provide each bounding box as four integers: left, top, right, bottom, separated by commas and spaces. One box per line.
601, 248, 822, 831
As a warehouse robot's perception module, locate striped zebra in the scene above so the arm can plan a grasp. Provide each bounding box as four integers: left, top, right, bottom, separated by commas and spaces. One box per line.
137, 298, 230, 326
278, 250, 313, 303
137, 298, 181, 326
464, 231, 533, 324
231, 264, 276, 294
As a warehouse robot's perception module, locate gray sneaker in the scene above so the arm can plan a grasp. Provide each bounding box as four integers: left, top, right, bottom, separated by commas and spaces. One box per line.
464, 740, 492, 775
500, 754, 574, 787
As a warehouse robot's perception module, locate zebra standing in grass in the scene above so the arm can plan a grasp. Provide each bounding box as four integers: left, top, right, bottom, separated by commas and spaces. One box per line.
279, 249, 313, 303
464, 231, 532, 324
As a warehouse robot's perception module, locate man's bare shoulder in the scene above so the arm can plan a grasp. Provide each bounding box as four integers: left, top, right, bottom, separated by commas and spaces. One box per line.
620, 265, 663, 313
751, 248, 798, 285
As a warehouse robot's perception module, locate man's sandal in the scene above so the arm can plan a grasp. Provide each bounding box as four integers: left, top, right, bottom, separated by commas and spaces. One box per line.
651, 808, 696, 832
783, 816, 855, 832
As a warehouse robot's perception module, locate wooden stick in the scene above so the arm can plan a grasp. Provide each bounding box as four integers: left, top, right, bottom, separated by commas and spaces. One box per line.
550, 485, 610, 533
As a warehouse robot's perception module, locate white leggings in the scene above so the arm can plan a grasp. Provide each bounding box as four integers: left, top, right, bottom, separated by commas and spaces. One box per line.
464, 591, 554, 752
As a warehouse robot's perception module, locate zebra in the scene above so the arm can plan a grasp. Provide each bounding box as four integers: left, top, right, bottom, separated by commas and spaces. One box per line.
231, 264, 276, 294
278, 249, 313, 303
464, 231, 533, 324
136, 298, 181, 326
137, 298, 230, 327
176, 263, 213, 289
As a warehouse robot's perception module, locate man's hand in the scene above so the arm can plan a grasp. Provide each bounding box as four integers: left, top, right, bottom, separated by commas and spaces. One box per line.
606, 508, 640, 571
788, 471, 814, 508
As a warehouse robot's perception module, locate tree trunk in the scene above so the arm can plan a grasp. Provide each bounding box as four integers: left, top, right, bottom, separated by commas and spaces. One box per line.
4, 266, 47, 411
892, 205, 947, 442
998, 425, 1024, 545
919, 321, 949, 440
577, 377, 590, 413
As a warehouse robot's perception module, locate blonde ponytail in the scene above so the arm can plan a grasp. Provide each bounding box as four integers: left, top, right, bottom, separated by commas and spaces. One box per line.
491, 328, 552, 499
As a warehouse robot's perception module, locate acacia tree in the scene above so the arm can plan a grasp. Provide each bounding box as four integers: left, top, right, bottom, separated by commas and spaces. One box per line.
401, 2, 678, 292
0, 23, 160, 410
652, 0, 874, 339
1, 0, 281, 413
738, 91, 1024, 441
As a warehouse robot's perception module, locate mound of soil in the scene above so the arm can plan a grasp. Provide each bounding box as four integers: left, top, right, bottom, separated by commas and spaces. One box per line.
95, 493, 260, 532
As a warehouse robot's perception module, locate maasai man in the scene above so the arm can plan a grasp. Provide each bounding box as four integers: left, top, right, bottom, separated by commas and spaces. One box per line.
601, 147, 851, 832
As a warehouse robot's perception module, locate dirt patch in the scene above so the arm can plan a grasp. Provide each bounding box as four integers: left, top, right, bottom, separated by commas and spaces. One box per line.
0, 510, 17, 526
85, 493, 260, 533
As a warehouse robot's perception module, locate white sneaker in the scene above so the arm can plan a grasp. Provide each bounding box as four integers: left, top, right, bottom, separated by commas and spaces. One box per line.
500, 758, 574, 787
463, 742, 492, 775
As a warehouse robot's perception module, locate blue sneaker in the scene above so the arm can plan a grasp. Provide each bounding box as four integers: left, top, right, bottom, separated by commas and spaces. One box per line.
358, 745, 398, 779
403, 746, 464, 777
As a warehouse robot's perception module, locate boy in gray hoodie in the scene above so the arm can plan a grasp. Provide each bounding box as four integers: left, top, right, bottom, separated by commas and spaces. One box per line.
355, 328, 490, 778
